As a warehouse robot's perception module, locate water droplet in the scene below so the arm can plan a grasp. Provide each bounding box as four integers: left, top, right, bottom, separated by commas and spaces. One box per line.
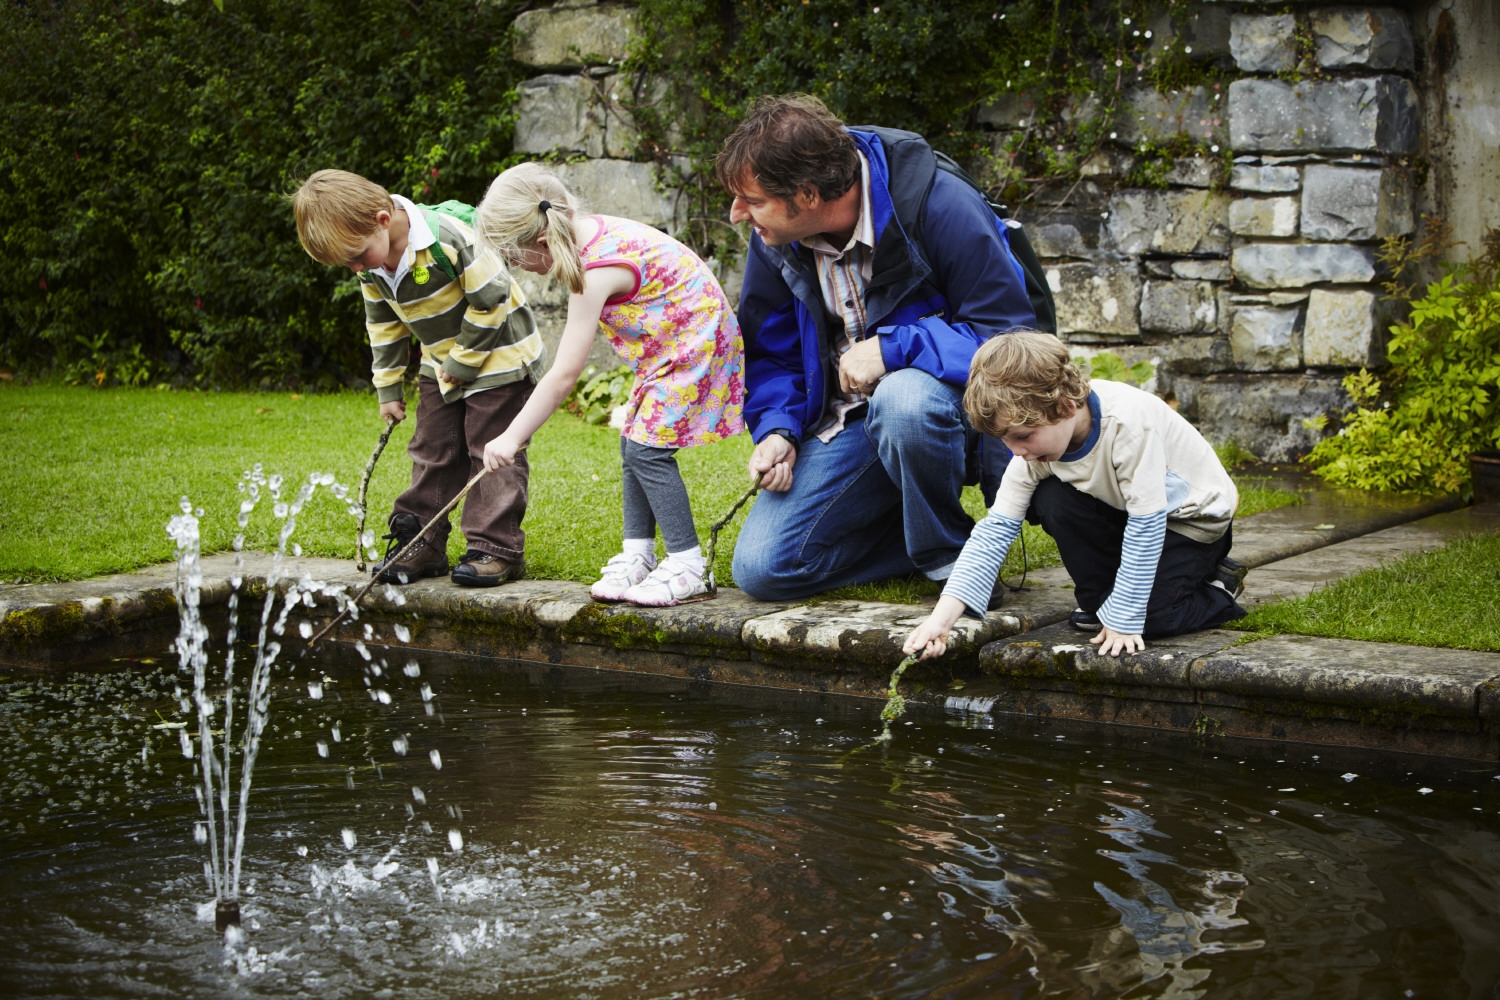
292, 543, 303, 557
194, 823, 208, 844
1342, 772, 1358, 782
708, 802, 717, 810
308, 681, 323, 700
404, 660, 421, 678
331, 724, 341, 742
296, 845, 308, 857
448, 829, 464, 852
376, 690, 392, 705
1418, 787, 1434, 795
316, 740, 329, 758
274, 502, 289, 519
412, 786, 426, 804
420, 684, 434, 703
299, 622, 313, 639
427, 857, 439, 874
341, 828, 356, 850
392, 736, 409, 757
353, 641, 371, 662
393, 624, 411, 643
429, 750, 443, 770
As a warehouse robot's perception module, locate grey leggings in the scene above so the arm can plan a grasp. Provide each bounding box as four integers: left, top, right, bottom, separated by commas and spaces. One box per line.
621, 437, 699, 552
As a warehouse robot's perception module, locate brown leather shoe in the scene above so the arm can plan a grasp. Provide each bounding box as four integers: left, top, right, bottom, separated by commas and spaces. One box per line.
372, 513, 449, 584
451, 550, 524, 588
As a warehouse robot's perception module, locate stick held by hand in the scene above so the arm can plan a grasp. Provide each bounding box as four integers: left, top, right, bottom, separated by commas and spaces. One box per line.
354, 417, 398, 572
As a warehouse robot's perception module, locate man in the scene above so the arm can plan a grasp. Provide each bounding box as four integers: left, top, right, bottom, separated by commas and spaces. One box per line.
716, 94, 1038, 602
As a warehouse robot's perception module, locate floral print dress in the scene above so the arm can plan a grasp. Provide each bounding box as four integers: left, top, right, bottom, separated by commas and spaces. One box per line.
580, 215, 745, 448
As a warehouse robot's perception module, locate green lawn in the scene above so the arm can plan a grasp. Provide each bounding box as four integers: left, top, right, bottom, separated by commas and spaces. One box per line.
0, 385, 1299, 600
1231, 533, 1500, 651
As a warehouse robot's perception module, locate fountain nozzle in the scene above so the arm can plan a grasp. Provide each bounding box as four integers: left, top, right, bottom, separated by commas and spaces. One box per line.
215, 899, 241, 932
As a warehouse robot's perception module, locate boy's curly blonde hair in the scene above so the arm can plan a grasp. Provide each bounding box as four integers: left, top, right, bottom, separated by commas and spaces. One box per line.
964, 332, 1091, 434
292, 170, 393, 266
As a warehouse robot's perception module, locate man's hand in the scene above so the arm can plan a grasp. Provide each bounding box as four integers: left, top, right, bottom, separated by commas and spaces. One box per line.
838, 336, 888, 395
379, 399, 407, 423
483, 433, 523, 472
749, 435, 797, 493
1090, 626, 1145, 657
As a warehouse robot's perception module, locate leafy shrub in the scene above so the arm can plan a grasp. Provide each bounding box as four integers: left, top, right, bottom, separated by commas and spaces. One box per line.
1076, 351, 1154, 386
0, 0, 526, 388
1304, 227, 1500, 495
566, 365, 635, 425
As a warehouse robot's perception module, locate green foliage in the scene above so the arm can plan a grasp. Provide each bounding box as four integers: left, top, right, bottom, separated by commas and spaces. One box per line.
566, 364, 635, 425
0, 0, 527, 387
1304, 228, 1500, 495
1076, 352, 1155, 386
1213, 439, 1260, 469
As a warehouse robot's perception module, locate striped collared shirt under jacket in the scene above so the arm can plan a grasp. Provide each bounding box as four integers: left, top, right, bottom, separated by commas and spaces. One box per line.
361, 210, 544, 404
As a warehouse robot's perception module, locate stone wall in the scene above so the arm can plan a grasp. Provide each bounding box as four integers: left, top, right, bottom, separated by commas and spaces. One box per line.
507, 1, 1494, 461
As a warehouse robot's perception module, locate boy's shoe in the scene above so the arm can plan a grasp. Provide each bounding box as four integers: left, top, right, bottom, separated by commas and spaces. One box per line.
590, 552, 656, 602
1214, 556, 1248, 599
622, 556, 712, 607
1069, 608, 1103, 632
372, 513, 448, 584
451, 550, 523, 588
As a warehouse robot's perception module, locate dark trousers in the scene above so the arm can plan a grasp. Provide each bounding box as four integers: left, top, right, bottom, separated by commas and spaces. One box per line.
393, 376, 534, 562
1028, 477, 1244, 638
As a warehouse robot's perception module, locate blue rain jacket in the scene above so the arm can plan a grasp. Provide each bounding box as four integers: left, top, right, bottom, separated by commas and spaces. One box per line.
737, 127, 1036, 466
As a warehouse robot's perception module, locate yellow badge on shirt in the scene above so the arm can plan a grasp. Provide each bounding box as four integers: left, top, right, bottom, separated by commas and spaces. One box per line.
412, 264, 430, 285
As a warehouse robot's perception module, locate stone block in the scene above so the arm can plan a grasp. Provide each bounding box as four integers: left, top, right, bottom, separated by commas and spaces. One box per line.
1304, 287, 1386, 367
1165, 156, 1219, 188
551, 159, 677, 232
1103, 189, 1230, 256
514, 3, 636, 70
1140, 280, 1218, 334
1230, 13, 1298, 72
1229, 77, 1419, 154
1231, 243, 1377, 289
1046, 260, 1141, 339
1173, 373, 1349, 461
1231, 304, 1303, 370
1117, 86, 1224, 144
1031, 223, 1090, 259
513, 74, 604, 157
1311, 8, 1414, 71
1228, 195, 1299, 237
1171, 259, 1232, 282
1079, 149, 1135, 178
1300, 164, 1413, 242
1231, 163, 1301, 193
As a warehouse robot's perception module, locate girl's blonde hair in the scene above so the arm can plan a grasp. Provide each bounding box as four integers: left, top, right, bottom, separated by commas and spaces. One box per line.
475, 163, 585, 293
292, 170, 394, 266
964, 331, 1091, 434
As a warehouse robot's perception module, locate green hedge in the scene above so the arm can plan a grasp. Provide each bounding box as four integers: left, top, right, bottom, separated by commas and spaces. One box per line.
0, 0, 526, 389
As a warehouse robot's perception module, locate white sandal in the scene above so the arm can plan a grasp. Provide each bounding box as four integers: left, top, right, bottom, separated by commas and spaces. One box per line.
590, 552, 655, 602
622, 556, 711, 607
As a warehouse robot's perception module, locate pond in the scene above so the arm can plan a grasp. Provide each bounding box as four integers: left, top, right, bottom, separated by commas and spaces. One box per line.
1, 646, 1498, 998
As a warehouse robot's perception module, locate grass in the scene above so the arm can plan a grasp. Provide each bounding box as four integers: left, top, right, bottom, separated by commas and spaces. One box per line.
1230, 533, 1500, 652
0, 385, 1301, 602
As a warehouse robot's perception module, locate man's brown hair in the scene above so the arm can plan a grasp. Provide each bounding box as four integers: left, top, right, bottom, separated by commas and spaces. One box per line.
292, 169, 393, 266
964, 332, 1092, 435
714, 94, 861, 205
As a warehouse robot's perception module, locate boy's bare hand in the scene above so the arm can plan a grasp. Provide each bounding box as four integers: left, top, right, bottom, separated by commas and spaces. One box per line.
1090, 626, 1144, 657
436, 369, 469, 388
748, 435, 797, 492
902, 618, 950, 660
379, 399, 406, 423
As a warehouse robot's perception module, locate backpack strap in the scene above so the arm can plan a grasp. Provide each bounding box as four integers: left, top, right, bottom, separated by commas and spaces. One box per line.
419, 209, 459, 282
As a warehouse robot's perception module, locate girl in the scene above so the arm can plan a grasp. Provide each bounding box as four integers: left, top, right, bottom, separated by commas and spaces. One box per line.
476, 163, 745, 606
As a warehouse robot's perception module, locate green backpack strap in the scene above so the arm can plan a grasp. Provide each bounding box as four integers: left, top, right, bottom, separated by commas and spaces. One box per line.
417, 201, 478, 283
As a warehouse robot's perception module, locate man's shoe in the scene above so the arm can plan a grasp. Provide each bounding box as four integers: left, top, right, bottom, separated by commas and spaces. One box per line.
372, 513, 448, 584
590, 552, 656, 602
1214, 556, 1248, 599
622, 556, 712, 607
1069, 608, 1102, 632
451, 551, 524, 588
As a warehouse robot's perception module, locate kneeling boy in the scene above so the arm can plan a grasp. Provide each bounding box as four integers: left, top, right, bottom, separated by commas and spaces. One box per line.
293, 169, 545, 586
904, 332, 1244, 659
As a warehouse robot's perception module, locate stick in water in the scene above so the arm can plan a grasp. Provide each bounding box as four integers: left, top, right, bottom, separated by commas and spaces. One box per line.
307, 466, 490, 647
702, 472, 764, 593
355, 418, 398, 572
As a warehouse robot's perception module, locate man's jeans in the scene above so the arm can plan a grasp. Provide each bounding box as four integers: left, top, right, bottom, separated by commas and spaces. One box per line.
732, 368, 975, 601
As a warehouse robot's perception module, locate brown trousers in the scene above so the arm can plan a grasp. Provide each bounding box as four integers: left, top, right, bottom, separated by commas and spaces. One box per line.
393, 376, 534, 562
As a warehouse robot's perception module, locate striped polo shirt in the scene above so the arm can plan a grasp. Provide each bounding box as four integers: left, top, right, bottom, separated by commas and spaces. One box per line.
361, 200, 545, 404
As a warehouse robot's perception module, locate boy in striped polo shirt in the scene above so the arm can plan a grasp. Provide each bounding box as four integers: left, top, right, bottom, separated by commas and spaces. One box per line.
903, 332, 1245, 661
294, 169, 545, 586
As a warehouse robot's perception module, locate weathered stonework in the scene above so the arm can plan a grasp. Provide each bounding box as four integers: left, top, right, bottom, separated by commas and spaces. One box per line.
1229, 196, 1300, 237
1300, 164, 1413, 242
1304, 287, 1386, 367
1310, 7, 1414, 71
1046, 260, 1141, 339
1231, 163, 1301, 193
1104, 190, 1231, 256
1117, 85, 1223, 144
1229, 76, 1419, 154
1175, 373, 1349, 461
513, 3, 636, 70
513, 74, 606, 157
551, 159, 677, 232
1140, 280, 1218, 334
1232, 243, 1378, 289
1229, 13, 1299, 73
1230, 303, 1304, 371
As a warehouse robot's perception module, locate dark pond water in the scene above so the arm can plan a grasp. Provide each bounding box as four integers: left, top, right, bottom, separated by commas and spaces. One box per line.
1, 646, 1498, 999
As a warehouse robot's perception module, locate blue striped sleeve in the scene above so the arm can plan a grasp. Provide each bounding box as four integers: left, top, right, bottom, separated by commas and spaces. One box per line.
1097, 509, 1167, 635
942, 514, 1023, 618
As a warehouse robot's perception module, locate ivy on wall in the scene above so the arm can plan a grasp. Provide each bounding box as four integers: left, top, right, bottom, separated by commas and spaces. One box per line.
0, 0, 528, 388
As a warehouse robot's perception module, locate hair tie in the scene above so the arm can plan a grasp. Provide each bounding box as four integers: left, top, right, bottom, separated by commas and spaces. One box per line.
538, 199, 552, 214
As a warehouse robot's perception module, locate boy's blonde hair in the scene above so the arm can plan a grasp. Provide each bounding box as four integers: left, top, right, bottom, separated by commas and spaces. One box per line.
964, 332, 1092, 434
292, 170, 394, 266
475, 162, 584, 294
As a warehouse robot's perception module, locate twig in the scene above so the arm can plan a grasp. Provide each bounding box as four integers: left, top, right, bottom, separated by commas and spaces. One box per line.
308, 466, 491, 647
702, 473, 763, 593
354, 418, 398, 572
